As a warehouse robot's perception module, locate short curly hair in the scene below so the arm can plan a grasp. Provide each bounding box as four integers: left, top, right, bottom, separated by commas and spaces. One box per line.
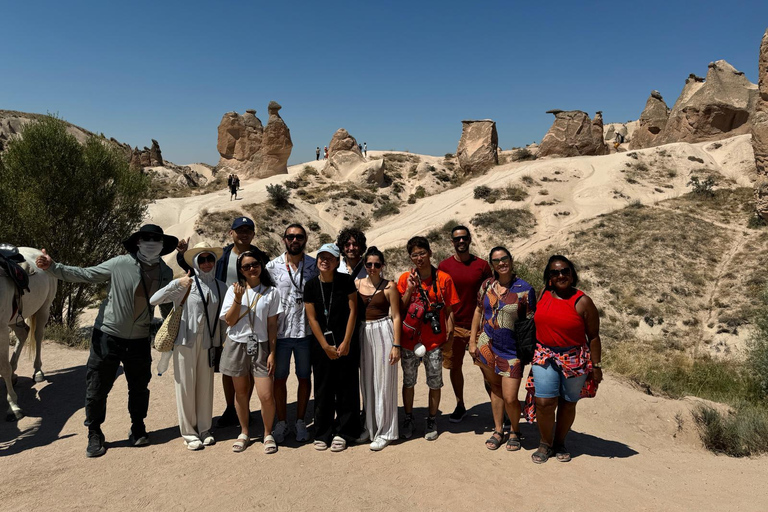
336, 227, 367, 254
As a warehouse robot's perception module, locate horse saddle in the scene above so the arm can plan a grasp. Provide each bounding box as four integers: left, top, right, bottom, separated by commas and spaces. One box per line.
0, 244, 30, 293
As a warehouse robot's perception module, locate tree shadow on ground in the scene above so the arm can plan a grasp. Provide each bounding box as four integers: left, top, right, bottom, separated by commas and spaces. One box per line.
0, 365, 85, 457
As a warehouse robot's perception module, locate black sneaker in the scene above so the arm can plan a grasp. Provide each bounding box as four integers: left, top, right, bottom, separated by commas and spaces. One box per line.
448, 403, 467, 423
86, 430, 106, 458
216, 406, 238, 428
401, 414, 414, 439
129, 424, 150, 447
425, 417, 438, 441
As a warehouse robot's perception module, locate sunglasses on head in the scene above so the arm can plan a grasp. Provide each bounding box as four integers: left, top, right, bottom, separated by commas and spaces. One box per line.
452, 235, 470, 242
241, 262, 261, 271
198, 254, 216, 264
549, 267, 572, 278
491, 255, 511, 265
139, 234, 163, 242
284, 234, 306, 241
364, 262, 382, 269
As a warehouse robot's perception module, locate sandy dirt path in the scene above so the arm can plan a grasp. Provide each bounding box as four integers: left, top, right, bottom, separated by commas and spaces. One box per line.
2, 341, 767, 511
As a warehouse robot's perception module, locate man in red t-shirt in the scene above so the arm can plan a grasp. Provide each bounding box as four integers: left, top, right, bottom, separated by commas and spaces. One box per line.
438, 225, 492, 422
398, 236, 459, 441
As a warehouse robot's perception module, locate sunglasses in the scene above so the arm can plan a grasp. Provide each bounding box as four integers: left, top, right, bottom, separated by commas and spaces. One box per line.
491, 255, 511, 265
284, 234, 306, 241
241, 263, 261, 271
452, 236, 470, 242
364, 262, 382, 269
549, 268, 572, 278
198, 254, 216, 264
139, 234, 163, 242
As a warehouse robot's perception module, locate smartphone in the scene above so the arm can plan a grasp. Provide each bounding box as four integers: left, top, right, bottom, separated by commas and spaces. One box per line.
323, 330, 336, 347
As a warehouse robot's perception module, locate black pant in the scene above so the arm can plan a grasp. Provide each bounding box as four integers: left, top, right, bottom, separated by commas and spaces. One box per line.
84, 329, 152, 432
311, 339, 360, 444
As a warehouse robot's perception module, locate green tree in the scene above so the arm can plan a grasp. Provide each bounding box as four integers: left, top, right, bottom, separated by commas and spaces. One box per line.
0, 115, 151, 327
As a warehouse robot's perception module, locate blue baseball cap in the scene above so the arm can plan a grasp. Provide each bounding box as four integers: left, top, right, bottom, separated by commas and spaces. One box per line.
317, 243, 340, 258
231, 217, 255, 230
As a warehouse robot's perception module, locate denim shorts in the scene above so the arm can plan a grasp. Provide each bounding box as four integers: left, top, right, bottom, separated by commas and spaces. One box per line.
274, 336, 312, 380
531, 360, 588, 402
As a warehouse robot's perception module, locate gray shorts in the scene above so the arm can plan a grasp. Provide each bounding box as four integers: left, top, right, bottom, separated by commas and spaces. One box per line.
401, 346, 443, 390
219, 339, 269, 378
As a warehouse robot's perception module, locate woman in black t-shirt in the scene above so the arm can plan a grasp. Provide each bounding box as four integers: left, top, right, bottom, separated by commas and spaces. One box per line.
303, 243, 359, 452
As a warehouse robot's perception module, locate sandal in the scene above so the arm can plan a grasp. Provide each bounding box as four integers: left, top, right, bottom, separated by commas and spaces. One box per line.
232, 433, 249, 453
485, 430, 504, 451
263, 435, 277, 455
314, 440, 328, 451
506, 431, 522, 452
531, 443, 553, 464
553, 443, 571, 462
330, 436, 347, 452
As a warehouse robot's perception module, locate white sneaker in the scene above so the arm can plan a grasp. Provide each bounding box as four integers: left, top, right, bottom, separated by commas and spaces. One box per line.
295, 420, 309, 442
186, 440, 203, 451
200, 431, 215, 446
273, 420, 289, 443
370, 437, 390, 451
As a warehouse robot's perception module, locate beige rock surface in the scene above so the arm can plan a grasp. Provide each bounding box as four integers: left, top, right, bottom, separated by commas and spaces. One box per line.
322, 128, 384, 185
539, 110, 609, 157
753, 30, 768, 219
456, 119, 498, 174
629, 90, 670, 149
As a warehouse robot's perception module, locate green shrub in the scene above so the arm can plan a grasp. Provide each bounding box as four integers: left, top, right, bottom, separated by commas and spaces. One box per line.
521, 175, 536, 186
45, 321, 90, 349
513, 148, 536, 161
687, 156, 705, 164
266, 184, 291, 207
503, 186, 528, 201
372, 201, 400, 220
474, 185, 493, 200
692, 404, 768, 457
414, 186, 426, 199
470, 208, 536, 242
688, 176, 716, 197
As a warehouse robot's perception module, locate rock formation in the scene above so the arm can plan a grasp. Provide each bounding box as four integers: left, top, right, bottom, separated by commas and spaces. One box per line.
216, 102, 292, 178
539, 110, 608, 157
753, 30, 768, 220
658, 60, 758, 145
456, 119, 498, 174
149, 139, 163, 166
629, 91, 670, 149
322, 128, 384, 185
128, 140, 164, 169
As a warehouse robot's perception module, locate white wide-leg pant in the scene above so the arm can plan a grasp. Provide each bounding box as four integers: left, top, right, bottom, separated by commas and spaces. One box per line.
173, 341, 214, 444
360, 317, 399, 441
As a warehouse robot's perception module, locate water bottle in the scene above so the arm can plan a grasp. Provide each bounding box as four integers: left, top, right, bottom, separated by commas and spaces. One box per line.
157, 351, 172, 376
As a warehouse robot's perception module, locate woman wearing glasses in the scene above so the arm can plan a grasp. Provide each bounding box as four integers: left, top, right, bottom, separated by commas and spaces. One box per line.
528, 255, 602, 464
469, 247, 535, 452
220, 251, 282, 454
355, 247, 402, 451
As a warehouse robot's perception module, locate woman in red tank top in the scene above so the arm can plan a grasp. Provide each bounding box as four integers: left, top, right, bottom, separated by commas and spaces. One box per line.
528, 255, 602, 464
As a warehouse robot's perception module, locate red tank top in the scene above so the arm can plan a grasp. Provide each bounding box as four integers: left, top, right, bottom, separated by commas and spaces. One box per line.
534, 290, 586, 348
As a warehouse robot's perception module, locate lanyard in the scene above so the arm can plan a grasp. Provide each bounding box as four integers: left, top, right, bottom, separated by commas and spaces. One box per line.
245, 285, 264, 332
318, 278, 334, 324
194, 276, 223, 342
285, 255, 305, 293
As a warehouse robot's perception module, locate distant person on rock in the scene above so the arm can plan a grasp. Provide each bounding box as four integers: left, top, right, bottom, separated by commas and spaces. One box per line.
324, 146, 329, 160
363, 142, 367, 158
316, 146, 321, 161
36, 224, 177, 458
438, 225, 492, 424
176, 217, 270, 430
526, 255, 602, 464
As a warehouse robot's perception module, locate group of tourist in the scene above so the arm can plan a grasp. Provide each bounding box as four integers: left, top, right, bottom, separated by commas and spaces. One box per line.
227, 174, 241, 201
35, 215, 602, 464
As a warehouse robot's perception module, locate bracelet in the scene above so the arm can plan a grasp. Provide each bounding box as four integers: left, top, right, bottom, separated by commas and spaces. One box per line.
392, 345, 401, 348
593, 363, 602, 369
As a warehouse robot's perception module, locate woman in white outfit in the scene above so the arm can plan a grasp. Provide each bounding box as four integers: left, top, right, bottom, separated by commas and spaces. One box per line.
150, 242, 226, 451
220, 251, 282, 454
355, 247, 402, 451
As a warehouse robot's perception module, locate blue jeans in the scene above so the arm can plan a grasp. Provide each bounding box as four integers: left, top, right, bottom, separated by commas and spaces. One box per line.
531, 360, 588, 402
274, 336, 312, 380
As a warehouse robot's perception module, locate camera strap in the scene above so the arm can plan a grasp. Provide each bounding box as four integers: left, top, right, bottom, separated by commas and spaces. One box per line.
417, 267, 441, 308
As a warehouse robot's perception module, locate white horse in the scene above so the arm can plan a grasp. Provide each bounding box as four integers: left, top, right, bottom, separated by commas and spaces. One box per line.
1, 247, 57, 421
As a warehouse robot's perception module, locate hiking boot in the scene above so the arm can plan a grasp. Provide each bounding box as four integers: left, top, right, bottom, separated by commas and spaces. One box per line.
216, 406, 238, 428
273, 420, 289, 443
449, 403, 467, 423
295, 420, 309, 442
129, 424, 150, 447
401, 414, 414, 439
86, 430, 106, 458
425, 417, 438, 441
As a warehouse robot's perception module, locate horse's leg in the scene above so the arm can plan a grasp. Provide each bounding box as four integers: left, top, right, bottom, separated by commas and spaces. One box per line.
31, 314, 45, 382
9, 323, 29, 381
0, 328, 23, 421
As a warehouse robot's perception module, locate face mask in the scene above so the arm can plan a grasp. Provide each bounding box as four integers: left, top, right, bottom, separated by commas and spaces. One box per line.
137, 240, 163, 261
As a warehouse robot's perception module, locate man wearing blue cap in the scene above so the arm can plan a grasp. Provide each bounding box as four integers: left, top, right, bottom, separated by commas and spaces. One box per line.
177, 216, 269, 427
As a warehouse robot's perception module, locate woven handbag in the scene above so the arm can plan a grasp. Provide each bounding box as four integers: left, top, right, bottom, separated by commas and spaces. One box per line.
153, 285, 191, 352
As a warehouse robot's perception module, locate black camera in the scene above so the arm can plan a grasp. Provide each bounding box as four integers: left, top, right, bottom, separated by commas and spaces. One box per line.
423, 303, 444, 335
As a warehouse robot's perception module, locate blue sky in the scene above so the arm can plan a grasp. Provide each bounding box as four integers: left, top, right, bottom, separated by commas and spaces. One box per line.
2, 1, 767, 165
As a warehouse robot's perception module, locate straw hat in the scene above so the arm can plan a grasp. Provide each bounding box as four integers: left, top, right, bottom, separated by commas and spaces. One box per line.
183, 242, 224, 268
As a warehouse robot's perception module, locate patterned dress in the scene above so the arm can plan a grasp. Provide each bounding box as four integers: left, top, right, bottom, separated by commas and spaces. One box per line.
475, 277, 536, 377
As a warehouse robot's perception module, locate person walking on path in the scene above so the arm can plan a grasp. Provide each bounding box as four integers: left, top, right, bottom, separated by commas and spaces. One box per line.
397, 236, 459, 441
229, 174, 238, 201
356, 247, 401, 451
220, 251, 282, 454
469, 247, 535, 452
438, 225, 492, 423
36, 224, 177, 457
304, 243, 359, 452
266, 224, 318, 443
176, 217, 269, 429
316, 147, 321, 161
150, 243, 226, 451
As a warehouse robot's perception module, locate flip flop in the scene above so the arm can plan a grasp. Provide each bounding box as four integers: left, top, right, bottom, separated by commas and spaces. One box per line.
263, 434, 277, 455
314, 440, 328, 451
330, 436, 346, 452
531, 443, 554, 464
553, 443, 571, 462
485, 430, 504, 451
232, 433, 249, 453
506, 432, 522, 452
